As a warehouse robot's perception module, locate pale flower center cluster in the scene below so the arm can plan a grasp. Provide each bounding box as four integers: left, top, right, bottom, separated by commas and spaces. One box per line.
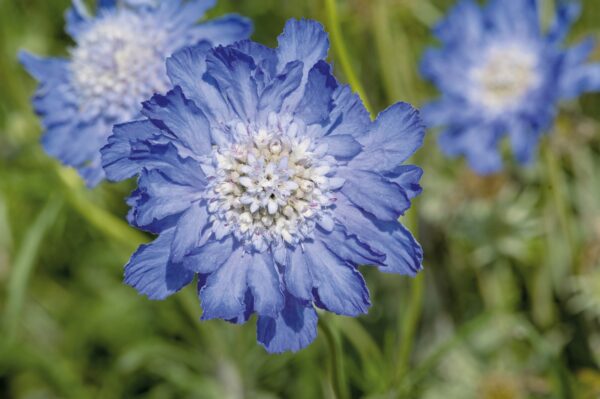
207, 114, 342, 252
70, 11, 170, 119
470, 45, 540, 112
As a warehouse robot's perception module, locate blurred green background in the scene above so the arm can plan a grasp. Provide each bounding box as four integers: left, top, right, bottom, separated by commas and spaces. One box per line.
1, 0, 600, 398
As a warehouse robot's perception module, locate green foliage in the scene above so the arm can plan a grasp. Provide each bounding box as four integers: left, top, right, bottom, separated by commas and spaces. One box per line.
1, 0, 600, 398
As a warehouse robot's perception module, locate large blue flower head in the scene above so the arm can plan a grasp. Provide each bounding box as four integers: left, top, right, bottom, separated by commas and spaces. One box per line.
20, 0, 252, 186
421, 0, 600, 174
101, 19, 425, 353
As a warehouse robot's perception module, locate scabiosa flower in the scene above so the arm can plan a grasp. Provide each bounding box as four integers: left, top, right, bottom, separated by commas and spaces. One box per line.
20, 0, 252, 186
421, 0, 600, 174
101, 19, 425, 353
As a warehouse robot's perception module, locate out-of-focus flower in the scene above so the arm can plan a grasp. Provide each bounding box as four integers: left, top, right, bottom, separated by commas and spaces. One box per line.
20, 0, 252, 186
101, 19, 425, 353
421, 0, 600, 174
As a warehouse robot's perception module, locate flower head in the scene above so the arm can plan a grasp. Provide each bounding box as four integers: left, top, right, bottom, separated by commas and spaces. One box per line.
20, 0, 252, 186
101, 19, 425, 353
421, 0, 600, 174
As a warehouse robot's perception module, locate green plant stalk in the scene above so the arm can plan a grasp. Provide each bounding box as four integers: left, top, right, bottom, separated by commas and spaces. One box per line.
542, 141, 576, 270
324, 0, 374, 116
319, 316, 349, 399
56, 166, 148, 251
4, 196, 63, 341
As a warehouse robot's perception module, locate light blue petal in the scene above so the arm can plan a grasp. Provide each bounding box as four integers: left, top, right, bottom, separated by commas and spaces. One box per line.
276, 19, 329, 74
334, 195, 423, 276
166, 42, 233, 123
258, 61, 303, 115
304, 240, 370, 316
124, 229, 194, 300
248, 253, 284, 317
129, 169, 203, 230
189, 14, 253, 46
433, 0, 483, 45
294, 61, 336, 125
350, 102, 425, 173
141, 87, 213, 157
19, 51, 69, 82
324, 85, 370, 139
65, 0, 91, 38
319, 134, 362, 160
548, 2, 580, 44
315, 225, 386, 267
385, 165, 423, 200
171, 202, 209, 263
200, 248, 249, 320
257, 294, 318, 353
285, 248, 314, 301
183, 236, 235, 274
339, 169, 411, 221
485, 0, 540, 40
205, 46, 259, 121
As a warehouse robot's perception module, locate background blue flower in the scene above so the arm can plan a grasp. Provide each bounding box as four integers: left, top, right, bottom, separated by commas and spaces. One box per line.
421, 0, 600, 174
20, 0, 252, 186
101, 19, 425, 353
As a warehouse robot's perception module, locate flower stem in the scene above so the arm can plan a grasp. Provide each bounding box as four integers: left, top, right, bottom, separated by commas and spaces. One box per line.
395, 204, 424, 385
56, 166, 148, 251
319, 316, 349, 399
324, 0, 374, 116
541, 141, 576, 270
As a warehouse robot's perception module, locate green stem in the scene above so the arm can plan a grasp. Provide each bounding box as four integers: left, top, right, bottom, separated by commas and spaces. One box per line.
395, 205, 424, 384
541, 141, 576, 270
4, 196, 63, 341
324, 0, 374, 116
319, 316, 349, 399
56, 166, 148, 251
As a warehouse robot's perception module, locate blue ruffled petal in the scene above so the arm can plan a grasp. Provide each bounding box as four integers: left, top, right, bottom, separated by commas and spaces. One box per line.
294, 60, 336, 125
339, 169, 411, 221
183, 236, 235, 274
205, 46, 259, 121
124, 229, 194, 300
189, 14, 253, 46
303, 240, 370, 316
351, 102, 425, 174
200, 247, 249, 320
258, 60, 303, 115
142, 87, 213, 158
247, 253, 284, 317
335, 195, 423, 276
171, 202, 209, 263
257, 294, 318, 353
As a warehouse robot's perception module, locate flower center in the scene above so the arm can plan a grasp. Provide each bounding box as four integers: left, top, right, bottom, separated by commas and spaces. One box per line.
207, 114, 339, 252
70, 11, 170, 120
470, 45, 540, 112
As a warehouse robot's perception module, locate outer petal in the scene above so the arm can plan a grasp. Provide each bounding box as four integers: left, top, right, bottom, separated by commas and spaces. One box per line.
335, 195, 423, 276
66, 0, 91, 38
247, 253, 284, 317
433, 0, 484, 45
142, 87, 213, 157
277, 19, 329, 75
304, 240, 371, 316
171, 202, 209, 262
294, 61, 336, 125
350, 103, 425, 173
258, 61, 303, 115
124, 229, 194, 300
339, 169, 411, 221
205, 46, 259, 121
485, 0, 541, 40
315, 226, 386, 267
189, 14, 253, 46
166, 42, 233, 122
200, 247, 249, 320
324, 85, 370, 139
257, 294, 318, 353
183, 236, 234, 274
319, 135, 362, 160
128, 169, 203, 231
19, 51, 69, 82
285, 247, 314, 301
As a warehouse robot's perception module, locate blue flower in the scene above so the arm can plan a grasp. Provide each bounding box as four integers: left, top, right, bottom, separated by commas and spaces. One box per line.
20, 0, 252, 186
421, 0, 600, 174
101, 19, 425, 353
